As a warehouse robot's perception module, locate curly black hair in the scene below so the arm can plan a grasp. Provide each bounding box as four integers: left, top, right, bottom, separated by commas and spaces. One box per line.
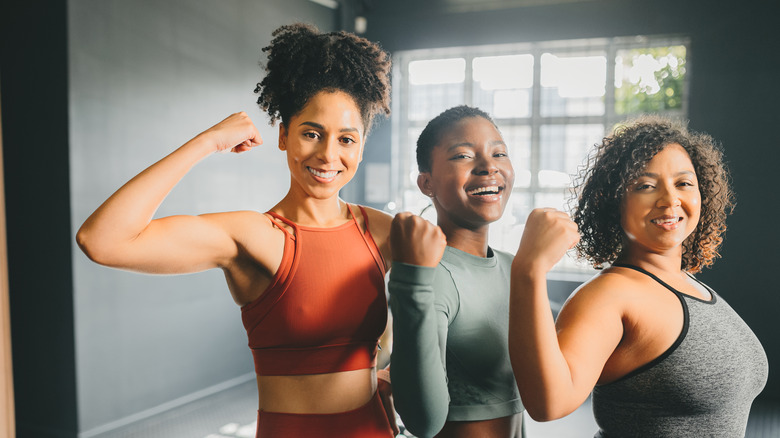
416, 105, 498, 173
254, 23, 391, 134
572, 115, 734, 273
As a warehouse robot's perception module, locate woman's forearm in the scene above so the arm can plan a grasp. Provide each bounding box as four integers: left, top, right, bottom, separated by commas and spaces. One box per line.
388, 262, 450, 437
508, 270, 582, 421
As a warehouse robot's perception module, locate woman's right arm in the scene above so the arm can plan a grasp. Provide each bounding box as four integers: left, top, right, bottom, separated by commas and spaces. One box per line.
508, 209, 624, 421
387, 213, 450, 438
76, 112, 263, 274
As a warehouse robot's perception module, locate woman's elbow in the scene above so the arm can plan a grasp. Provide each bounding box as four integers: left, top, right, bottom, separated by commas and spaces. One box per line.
523, 400, 577, 422
76, 226, 115, 266
396, 404, 447, 438
402, 416, 446, 438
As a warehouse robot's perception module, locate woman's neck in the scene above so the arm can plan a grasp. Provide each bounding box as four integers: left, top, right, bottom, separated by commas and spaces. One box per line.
439, 220, 491, 258
616, 245, 685, 275
273, 190, 350, 227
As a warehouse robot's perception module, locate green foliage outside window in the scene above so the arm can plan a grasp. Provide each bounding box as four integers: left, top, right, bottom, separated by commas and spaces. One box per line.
615, 46, 686, 114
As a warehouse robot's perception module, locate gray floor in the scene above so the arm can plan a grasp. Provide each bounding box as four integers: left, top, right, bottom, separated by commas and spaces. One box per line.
92, 379, 780, 438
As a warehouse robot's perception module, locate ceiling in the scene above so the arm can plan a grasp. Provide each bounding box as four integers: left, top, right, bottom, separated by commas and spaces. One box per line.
440, 0, 598, 13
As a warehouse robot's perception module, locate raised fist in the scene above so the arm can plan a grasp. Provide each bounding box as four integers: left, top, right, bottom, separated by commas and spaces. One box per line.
200, 112, 263, 154
390, 212, 447, 268
513, 208, 580, 275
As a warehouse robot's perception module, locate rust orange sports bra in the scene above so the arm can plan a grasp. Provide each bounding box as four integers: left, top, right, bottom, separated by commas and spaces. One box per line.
241, 204, 388, 376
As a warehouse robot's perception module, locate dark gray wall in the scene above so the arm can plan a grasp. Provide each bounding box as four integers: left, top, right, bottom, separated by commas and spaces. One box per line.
1, 2, 77, 437
3, 0, 337, 437
363, 0, 780, 401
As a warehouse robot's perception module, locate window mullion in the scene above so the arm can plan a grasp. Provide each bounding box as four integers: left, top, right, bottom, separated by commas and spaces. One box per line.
530, 44, 543, 203
464, 53, 474, 106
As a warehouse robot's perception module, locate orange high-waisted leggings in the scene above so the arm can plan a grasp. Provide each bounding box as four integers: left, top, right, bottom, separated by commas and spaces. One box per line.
255, 390, 394, 437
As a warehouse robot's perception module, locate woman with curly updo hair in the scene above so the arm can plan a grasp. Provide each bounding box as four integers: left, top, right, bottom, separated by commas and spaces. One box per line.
508, 115, 767, 437
77, 23, 399, 437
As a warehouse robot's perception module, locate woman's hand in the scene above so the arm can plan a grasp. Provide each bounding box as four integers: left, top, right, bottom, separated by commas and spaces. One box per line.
513, 208, 580, 277
377, 378, 400, 436
197, 111, 263, 154
389, 212, 446, 268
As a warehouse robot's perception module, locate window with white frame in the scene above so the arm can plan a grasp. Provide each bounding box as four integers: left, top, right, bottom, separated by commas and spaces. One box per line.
390, 36, 688, 276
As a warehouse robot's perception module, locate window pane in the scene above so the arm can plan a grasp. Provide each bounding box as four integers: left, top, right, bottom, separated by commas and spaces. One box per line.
539, 124, 604, 187
401, 186, 436, 219
535, 191, 566, 210
473, 55, 534, 118
404, 127, 424, 186
540, 52, 607, 117
498, 125, 532, 188
489, 192, 532, 252
614, 45, 686, 115
408, 59, 466, 121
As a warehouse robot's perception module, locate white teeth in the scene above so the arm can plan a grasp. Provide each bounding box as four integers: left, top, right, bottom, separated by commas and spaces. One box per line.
308, 167, 338, 178
652, 217, 681, 225
467, 186, 500, 195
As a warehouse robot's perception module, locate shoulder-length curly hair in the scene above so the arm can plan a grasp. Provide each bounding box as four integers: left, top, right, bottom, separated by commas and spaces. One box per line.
254, 23, 391, 135
571, 115, 734, 273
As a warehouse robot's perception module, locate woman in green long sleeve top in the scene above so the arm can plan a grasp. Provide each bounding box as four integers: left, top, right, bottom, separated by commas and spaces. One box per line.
388, 106, 525, 438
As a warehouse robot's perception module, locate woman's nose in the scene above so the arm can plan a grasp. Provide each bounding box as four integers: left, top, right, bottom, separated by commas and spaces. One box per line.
656, 186, 682, 208
473, 155, 498, 175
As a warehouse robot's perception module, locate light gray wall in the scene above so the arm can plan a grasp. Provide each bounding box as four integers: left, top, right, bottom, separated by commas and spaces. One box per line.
68, 0, 336, 433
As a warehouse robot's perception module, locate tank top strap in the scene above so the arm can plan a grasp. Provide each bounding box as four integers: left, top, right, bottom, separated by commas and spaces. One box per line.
607, 262, 691, 384
611, 262, 682, 297
265, 211, 297, 239
357, 204, 370, 229
348, 204, 386, 275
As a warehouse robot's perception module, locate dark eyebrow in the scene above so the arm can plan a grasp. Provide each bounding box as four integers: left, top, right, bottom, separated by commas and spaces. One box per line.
638, 170, 696, 178
300, 121, 324, 130
446, 140, 505, 152
299, 121, 360, 133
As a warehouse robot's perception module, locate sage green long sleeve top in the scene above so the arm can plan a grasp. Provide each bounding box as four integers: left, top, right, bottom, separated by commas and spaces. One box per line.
389, 246, 524, 438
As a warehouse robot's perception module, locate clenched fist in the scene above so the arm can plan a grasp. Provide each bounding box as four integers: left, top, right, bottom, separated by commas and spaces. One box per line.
390, 212, 447, 268
198, 112, 263, 154
513, 208, 580, 276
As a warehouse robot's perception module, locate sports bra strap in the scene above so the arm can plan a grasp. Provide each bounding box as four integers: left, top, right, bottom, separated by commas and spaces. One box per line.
265, 211, 296, 239
612, 263, 695, 298
612, 262, 713, 303
267, 205, 364, 235
611, 262, 678, 294
351, 204, 386, 274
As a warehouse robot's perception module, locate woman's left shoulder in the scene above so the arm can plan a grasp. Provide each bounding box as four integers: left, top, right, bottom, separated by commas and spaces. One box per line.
355, 204, 393, 233
352, 205, 393, 266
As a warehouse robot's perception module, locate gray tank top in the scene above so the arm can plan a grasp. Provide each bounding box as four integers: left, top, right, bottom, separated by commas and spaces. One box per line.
592, 264, 768, 438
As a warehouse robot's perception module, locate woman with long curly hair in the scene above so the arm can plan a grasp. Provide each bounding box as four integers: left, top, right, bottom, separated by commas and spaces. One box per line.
508, 115, 767, 437
77, 23, 398, 437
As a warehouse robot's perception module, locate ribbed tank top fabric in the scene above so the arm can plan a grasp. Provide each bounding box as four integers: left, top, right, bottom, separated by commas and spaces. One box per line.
241, 205, 388, 376
592, 263, 768, 438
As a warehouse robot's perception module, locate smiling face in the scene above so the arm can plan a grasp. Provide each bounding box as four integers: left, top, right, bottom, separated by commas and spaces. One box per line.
419, 116, 514, 231
620, 143, 701, 257
279, 90, 365, 200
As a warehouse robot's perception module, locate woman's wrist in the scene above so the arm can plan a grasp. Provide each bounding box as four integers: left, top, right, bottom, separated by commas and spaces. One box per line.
377, 367, 391, 384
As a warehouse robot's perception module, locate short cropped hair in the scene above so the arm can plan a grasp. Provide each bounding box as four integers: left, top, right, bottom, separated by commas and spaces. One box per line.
416, 105, 498, 173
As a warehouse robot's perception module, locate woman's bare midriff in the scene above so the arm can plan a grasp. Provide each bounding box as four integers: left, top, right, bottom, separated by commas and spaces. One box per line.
256, 368, 377, 413
436, 413, 523, 438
